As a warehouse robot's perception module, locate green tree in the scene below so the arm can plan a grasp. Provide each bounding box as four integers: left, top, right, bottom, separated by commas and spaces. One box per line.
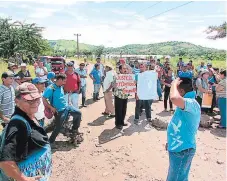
94, 45, 104, 57
206, 22, 226, 40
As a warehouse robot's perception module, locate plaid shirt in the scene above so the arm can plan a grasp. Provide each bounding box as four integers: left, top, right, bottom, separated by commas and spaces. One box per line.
0, 85, 15, 122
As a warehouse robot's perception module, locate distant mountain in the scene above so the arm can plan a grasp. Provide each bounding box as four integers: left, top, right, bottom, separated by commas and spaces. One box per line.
48, 40, 226, 60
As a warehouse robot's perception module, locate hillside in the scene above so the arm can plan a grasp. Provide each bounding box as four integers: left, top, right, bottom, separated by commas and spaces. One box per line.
48, 40, 226, 61
49, 40, 97, 52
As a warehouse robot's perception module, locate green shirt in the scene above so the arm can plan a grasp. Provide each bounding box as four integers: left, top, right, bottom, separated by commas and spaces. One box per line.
45, 63, 51, 72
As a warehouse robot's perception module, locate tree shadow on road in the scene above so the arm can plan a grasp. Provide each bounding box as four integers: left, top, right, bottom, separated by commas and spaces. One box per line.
88, 115, 112, 126
51, 141, 77, 153
123, 115, 154, 136
98, 128, 123, 144
210, 128, 226, 138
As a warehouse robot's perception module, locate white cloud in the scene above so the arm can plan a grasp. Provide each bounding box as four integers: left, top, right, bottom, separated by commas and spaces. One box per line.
188, 20, 205, 23
0, 0, 79, 5
112, 9, 136, 16
29, 8, 60, 19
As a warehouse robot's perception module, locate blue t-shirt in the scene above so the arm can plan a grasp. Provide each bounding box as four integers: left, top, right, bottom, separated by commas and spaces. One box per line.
167, 91, 201, 152
178, 70, 193, 79
90, 69, 101, 84
43, 84, 67, 112
133, 67, 140, 75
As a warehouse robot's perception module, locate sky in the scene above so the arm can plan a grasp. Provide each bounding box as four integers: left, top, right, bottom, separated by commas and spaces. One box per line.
0, 0, 226, 50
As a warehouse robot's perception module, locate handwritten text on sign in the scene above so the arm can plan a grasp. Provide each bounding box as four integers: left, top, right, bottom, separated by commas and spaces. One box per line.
116, 74, 136, 94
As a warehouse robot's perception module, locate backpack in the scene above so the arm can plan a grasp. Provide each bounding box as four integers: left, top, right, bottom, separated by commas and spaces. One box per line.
44, 85, 55, 119
0, 114, 32, 158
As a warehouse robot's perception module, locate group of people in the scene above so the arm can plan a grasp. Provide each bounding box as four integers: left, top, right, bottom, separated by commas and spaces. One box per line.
0, 55, 226, 181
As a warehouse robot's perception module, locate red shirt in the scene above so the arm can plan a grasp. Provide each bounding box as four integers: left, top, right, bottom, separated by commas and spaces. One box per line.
64, 71, 81, 92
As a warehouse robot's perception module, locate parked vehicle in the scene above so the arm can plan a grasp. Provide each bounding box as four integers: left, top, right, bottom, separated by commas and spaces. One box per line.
49, 57, 66, 74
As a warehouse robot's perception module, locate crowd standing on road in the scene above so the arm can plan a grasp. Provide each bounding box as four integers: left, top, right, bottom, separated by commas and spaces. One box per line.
0, 55, 226, 181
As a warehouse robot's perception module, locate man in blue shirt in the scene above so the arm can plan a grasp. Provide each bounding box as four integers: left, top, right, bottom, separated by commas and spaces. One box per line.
178, 63, 193, 79
89, 63, 102, 101
166, 77, 201, 181
196, 61, 207, 73
43, 74, 82, 147
76, 63, 88, 107
132, 60, 140, 75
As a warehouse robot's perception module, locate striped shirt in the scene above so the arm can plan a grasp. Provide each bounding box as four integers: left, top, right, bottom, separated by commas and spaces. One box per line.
133, 67, 140, 75
0, 85, 15, 122
216, 78, 226, 98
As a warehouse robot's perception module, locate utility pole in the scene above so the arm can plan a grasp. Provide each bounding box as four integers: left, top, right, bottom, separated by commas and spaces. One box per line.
74, 33, 81, 59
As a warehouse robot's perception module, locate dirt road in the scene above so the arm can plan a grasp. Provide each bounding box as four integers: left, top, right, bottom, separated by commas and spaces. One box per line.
50, 64, 226, 181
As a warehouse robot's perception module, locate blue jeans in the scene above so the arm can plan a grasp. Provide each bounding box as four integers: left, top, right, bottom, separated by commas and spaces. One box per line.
65, 93, 79, 109
81, 85, 86, 98
135, 100, 153, 120
49, 106, 81, 143
167, 149, 196, 181
218, 97, 226, 127
157, 79, 162, 98
94, 84, 101, 94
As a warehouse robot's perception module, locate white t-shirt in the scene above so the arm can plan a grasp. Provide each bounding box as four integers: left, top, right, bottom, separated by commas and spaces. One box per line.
35, 96, 45, 120
35, 67, 47, 79
103, 70, 114, 92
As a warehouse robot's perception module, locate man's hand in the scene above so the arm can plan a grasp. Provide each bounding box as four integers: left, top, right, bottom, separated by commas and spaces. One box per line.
50, 107, 56, 114
2, 116, 10, 123
172, 78, 182, 87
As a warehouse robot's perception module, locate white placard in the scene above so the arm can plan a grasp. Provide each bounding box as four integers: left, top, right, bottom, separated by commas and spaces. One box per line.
116, 74, 136, 94
137, 71, 158, 100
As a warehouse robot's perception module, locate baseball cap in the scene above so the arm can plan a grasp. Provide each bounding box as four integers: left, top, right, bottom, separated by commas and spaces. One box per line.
183, 63, 188, 67
207, 63, 212, 66
1, 71, 14, 79
47, 72, 56, 80
15, 82, 41, 100
20, 63, 27, 67
66, 62, 74, 66
32, 77, 47, 84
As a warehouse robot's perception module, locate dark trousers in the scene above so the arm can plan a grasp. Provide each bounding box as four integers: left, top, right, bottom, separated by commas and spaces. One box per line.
49, 106, 81, 143
135, 100, 153, 120
164, 86, 173, 109
114, 96, 128, 126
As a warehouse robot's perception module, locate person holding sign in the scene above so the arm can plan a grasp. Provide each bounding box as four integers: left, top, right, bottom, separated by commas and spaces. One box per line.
134, 63, 153, 124
113, 65, 130, 129
195, 69, 212, 113
166, 78, 201, 181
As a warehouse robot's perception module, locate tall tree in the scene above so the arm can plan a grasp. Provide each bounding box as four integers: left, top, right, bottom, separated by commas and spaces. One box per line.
206, 22, 226, 40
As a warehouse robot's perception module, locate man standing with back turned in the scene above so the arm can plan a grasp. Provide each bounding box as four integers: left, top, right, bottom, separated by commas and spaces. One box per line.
166, 77, 201, 181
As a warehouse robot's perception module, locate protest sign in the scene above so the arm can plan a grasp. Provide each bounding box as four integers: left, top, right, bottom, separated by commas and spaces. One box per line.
137, 71, 158, 100
116, 74, 136, 94
202, 93, 213, 108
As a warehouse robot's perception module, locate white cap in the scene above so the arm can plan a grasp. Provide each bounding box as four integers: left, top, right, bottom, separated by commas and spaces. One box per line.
21, 63, 27, 67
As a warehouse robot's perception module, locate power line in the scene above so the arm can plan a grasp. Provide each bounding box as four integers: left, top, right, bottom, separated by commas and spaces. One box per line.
136, 1, 162, 14
123, 1, 133, 8
147, 1, 193, 20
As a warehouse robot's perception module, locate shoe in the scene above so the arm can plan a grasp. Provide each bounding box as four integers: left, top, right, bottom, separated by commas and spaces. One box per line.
50, 143, 57, 149
82, 98, 87, 107
134, 119, 139, 125
159, 97, 163, 101
107, 114, 115, 118
122, 123, 128, 126
147, 118, 152, 123
96, 97, 100, 100
164, 109, 168, 112
102, 112, 109, 115
82, 104, 87, 107
115, 125, 123, 130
